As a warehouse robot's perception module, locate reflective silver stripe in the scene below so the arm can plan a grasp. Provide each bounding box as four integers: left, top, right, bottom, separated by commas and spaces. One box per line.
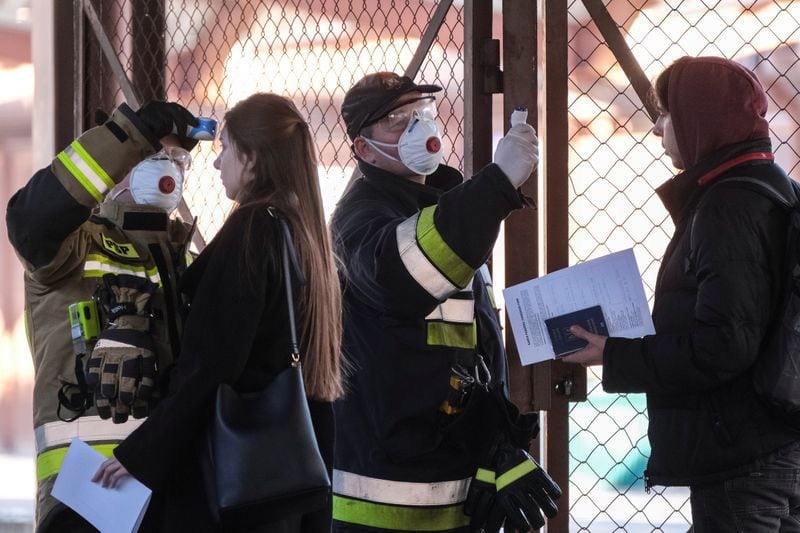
35, 417, 144, 454
60, 142, 115, 198
83, 255, 162, 285
396, 215, 458, 300
333, 469, 471, 507
425, 298, 475, 324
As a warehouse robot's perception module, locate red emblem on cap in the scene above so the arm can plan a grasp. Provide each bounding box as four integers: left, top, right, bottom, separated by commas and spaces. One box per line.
425, 137, 441, 153
158, 176, 176, 194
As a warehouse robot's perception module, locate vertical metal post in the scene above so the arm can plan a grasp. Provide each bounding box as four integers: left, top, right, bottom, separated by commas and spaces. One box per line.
73, 0, 85, 135
540, 1, 574, 531
54, 0, 76, 149
502, 0, 538, 418
463, 0, 495, 178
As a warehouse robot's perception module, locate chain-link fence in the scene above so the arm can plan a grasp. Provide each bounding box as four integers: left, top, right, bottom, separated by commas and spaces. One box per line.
74, 1, 800, 531
567, 1, 800, 531
80, 0, 465, 243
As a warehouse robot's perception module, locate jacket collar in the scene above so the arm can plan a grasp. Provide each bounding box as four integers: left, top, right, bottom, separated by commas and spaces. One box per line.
95, 200, 170, 232
656, 138, 773, 223
356, 160, 464, 210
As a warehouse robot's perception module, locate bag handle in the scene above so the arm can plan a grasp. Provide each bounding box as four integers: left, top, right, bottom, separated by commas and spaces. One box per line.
268, 207, 308, 366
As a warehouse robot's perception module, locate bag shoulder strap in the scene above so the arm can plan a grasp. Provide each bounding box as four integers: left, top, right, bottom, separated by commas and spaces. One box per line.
688, 176, 798, 262
268, 207, 308, 366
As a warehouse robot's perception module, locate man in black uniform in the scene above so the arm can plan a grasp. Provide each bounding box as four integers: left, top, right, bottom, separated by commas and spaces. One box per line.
331, 72, 561, 532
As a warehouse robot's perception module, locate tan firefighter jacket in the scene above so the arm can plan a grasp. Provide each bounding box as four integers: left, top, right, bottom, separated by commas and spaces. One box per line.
6, 103, 193, 528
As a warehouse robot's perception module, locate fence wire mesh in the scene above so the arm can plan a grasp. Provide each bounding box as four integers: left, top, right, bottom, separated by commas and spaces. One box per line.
76, 1, 800, 531
81, 0, 464, 243
566, 1, 800, 531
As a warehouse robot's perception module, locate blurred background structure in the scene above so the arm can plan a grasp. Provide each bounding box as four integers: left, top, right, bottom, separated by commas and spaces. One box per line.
1, 1, 798, 532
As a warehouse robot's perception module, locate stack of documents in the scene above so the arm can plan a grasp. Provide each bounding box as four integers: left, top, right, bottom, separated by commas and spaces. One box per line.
503, 248, 656, 365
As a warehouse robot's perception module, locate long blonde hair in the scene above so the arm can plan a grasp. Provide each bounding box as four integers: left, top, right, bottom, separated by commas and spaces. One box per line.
224, 93, 343, 401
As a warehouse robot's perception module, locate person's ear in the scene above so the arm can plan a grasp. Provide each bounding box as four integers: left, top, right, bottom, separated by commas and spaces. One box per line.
242, 155, 257, 183
353, 136, 376, 164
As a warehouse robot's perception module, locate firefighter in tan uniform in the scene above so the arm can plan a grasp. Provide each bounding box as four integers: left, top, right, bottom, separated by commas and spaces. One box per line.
6, 101, 199, 532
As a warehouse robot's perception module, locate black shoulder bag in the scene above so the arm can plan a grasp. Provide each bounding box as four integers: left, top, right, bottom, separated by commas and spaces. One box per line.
201, 209, 331, 528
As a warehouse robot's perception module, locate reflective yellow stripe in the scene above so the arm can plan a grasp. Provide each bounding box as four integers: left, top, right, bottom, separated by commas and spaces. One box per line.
56, 141, 114, 202
427, 321, 477, 349
496, 460, 536, 490
57, 151, 103, 203
37, 443, 117, 481
70, 141, 115, 191
416, 206, 473, 288
475, 468, 495, 484
83, 254, 161, 286
333, 495, 469, 531
397, 214, 458, 299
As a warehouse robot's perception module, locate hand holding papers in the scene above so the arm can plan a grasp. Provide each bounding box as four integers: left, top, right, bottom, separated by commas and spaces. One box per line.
51, 438, 151, 533
503, 249, 655, 365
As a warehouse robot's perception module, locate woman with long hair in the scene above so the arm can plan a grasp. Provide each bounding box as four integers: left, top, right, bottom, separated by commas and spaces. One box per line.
93, 93, 343, 532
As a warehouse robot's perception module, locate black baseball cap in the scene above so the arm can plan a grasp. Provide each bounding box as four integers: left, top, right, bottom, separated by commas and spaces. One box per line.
341, 72, 442, 140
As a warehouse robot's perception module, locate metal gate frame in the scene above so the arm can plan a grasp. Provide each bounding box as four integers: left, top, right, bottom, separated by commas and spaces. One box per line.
50, 1, 778, 531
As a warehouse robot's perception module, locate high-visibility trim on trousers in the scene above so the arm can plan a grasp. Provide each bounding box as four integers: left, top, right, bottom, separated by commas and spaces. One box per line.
332, 496, 470, 531
35, 416, 144, 453
333, 469, 471, 506
37, 443, 117, 482
35, 417, 143, 482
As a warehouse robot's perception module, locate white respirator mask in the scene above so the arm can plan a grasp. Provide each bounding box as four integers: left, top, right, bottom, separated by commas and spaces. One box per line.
127, 147, 191, 213
363, 111, 444, 176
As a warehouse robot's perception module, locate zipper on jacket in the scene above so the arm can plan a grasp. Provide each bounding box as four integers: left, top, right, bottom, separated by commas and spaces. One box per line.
644, 470, 652, 494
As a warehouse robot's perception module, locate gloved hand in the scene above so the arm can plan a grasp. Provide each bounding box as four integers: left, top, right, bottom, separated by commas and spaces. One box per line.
464, 467, 496, 531
484, 444, 561, 532
86, 274, 158, 423
493, 123, 539, 188
136, 100, 200, 151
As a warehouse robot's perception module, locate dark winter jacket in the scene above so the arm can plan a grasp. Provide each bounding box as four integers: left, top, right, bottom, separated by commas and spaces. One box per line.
330, 161, 530, 531
114, 206, 334, 532
602, 56, 800, 486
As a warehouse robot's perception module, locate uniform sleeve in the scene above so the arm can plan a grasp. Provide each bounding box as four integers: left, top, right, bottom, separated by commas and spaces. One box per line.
602, 190, 783, 394
334, 163, 524, 318
112, 210, 273, 489
6, 104, 156, 275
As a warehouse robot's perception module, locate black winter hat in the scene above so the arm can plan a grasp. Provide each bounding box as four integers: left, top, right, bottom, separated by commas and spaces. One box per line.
341, 72, 442, 140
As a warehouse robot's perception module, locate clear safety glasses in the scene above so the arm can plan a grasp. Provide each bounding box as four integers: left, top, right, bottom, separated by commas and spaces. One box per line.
151, 146, 192, 173
374, 96, 438, 133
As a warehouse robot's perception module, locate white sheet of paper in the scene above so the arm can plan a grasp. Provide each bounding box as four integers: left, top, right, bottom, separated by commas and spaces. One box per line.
503, 248, 656, 365
51, 438, 151, 533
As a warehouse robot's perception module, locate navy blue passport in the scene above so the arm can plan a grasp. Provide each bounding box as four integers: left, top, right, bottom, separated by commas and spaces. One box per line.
544, 305, 608, 358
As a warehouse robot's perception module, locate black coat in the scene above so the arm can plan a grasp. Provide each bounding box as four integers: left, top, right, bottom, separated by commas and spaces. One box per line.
115, 206, 334, 532
603, 140, 800, 486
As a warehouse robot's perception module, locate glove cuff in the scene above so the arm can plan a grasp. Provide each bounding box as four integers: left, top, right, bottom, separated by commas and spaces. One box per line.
114, 315, 150, 330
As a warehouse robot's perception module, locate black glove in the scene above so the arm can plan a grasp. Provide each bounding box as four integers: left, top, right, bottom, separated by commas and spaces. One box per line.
465, 467, 497, 531
86, 274, 158, 423
485, 444, 561, 532
136, 100, 199, 151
